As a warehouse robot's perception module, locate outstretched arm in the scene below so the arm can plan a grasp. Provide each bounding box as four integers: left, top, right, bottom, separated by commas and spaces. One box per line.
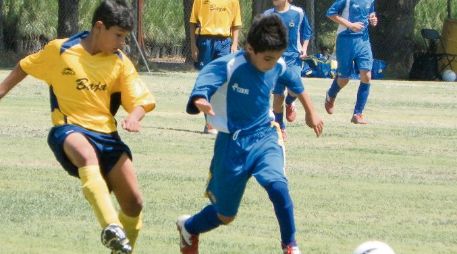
297, 91, 324, 137
0, 64, 27, 100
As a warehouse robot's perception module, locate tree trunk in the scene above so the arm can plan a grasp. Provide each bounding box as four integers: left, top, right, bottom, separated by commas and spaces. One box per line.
371, 0, 421, 78
183, 0, 194, 63
252, 0, 272, 17
0, 0, 4, 50
58, 0, 79, 39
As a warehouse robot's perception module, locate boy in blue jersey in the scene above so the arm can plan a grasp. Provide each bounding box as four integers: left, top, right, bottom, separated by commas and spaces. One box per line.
324, 0, 378, 124
0, 1, 155, 253
177, 14, 323, 254
264, 0, 313, 140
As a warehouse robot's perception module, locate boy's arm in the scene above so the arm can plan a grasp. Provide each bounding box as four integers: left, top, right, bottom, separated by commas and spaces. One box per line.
328, 15, 364, 33
121, 105, 146, 132
231, 26, 240, 53
0, 65, 28, 100
189, 22, 199, 62
296, 91, 324, 137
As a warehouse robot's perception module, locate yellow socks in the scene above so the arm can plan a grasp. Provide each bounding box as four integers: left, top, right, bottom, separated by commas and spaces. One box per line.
119, 211, 143, 249
78, 165, 120, 227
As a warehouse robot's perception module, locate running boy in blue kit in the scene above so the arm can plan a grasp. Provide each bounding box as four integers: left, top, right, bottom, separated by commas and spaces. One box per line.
324, 0, 378, 124
264, 0, 313, 140
176, 14, 324, 254
0, 1, 155, 253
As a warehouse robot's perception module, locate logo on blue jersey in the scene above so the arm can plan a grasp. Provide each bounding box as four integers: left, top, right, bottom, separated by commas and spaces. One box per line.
62, 67, 75, 76
232, 83, 249, 95
289, 21, 295, 28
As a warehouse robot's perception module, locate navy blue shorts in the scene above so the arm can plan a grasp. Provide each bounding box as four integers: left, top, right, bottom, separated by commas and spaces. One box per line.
206, 123, 287, 217
47, 124, 132, 178
194, 35, 232, 70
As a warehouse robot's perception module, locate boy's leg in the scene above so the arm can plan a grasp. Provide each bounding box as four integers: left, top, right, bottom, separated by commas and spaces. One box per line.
63, 133, 131, 253
273, 82, 287, 139
265, 181, 297, 248
351, 70, 371, 124
63, 133, 120, 227
107, 154, 144, 250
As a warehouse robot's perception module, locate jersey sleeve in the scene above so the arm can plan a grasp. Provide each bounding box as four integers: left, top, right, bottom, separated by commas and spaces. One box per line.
278, 63, 304, 95
186, 59, 228, 114
326, 0, 346, 17
232, 0, 242, 27
301, 11, 313, 41
119, 56, 156, 113
189, 0, 200, 24
19, 40, 60, 84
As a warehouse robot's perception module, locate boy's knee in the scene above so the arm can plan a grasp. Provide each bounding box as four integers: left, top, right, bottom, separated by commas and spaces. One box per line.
122, 194, 143, 217
217, 214, 236, 225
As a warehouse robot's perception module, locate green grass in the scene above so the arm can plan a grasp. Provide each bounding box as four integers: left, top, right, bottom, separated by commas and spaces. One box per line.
0, 71, 457, 253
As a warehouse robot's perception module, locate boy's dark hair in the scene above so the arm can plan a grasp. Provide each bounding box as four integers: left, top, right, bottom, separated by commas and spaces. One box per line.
92, 0, 134, 31
247, 14, 288, 53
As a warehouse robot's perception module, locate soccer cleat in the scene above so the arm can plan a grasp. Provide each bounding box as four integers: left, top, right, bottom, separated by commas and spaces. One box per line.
282, 244, 302, 254
285, 103, 297, 122
351, 114, 368, 124
177, 215, 199, 254
203, 123, 218, 135
324, 93, 336, 114
280, 128, 287, 141
101, 224, 132, 254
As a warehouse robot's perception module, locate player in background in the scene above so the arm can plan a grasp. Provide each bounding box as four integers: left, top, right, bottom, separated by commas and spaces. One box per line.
177, 14, 323, 254
0, 1, 155, 253
324, 0, 378, 124
189, 0, 242, 134
264, 0, 313, 140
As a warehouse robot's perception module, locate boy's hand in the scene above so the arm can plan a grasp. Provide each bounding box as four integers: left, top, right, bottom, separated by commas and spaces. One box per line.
348, 22, 364, 32
121, 117, 141, 132
369, 13, 378, 26
305, 113, 324, 137
194, 98, 215, 116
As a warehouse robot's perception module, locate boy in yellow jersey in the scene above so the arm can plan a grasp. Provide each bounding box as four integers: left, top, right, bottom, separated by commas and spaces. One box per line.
0, 0, 155, 253
189, 0, 242, 134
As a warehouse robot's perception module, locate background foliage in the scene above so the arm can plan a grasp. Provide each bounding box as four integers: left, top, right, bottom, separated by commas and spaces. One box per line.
0, 0, 456, 71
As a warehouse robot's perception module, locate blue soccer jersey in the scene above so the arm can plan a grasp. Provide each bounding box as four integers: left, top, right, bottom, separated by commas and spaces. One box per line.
326, 0, 375, 38
264, 5, 312, 64
186, 50, 304, 134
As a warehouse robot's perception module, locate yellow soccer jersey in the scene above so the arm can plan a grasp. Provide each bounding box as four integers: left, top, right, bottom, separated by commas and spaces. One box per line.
19, 31, 156, 134
190, 0, 242, 37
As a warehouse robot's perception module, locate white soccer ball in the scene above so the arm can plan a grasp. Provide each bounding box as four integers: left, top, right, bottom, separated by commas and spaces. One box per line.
441, 69, 456, 82
353, 241, 396, 254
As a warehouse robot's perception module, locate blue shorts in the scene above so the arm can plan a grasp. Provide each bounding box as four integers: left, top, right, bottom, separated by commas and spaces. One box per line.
273, 59, 302, 94
205, 124, 287, 217
336, 35, 373, 78
47, 124, 132, 178
194, 35, 232, 70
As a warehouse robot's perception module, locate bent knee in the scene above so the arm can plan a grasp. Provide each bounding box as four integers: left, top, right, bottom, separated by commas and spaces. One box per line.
217, 214, 236, 225
121, 194, 143, 217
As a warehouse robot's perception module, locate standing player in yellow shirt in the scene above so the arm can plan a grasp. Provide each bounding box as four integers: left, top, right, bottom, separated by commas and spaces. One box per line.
189, 0, 242, 134
0, 1, 155, 253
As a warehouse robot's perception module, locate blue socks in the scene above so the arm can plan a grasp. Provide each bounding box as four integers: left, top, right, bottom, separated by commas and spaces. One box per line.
285, 94, 297, 105
265, 181, 296, 246
327, 79, 341, 98
184, 204, 222, 235
354, 82, 370, 114
274, 112, 285, 129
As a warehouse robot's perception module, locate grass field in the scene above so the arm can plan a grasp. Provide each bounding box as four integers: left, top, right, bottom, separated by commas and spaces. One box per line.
0, 70, 456, 254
